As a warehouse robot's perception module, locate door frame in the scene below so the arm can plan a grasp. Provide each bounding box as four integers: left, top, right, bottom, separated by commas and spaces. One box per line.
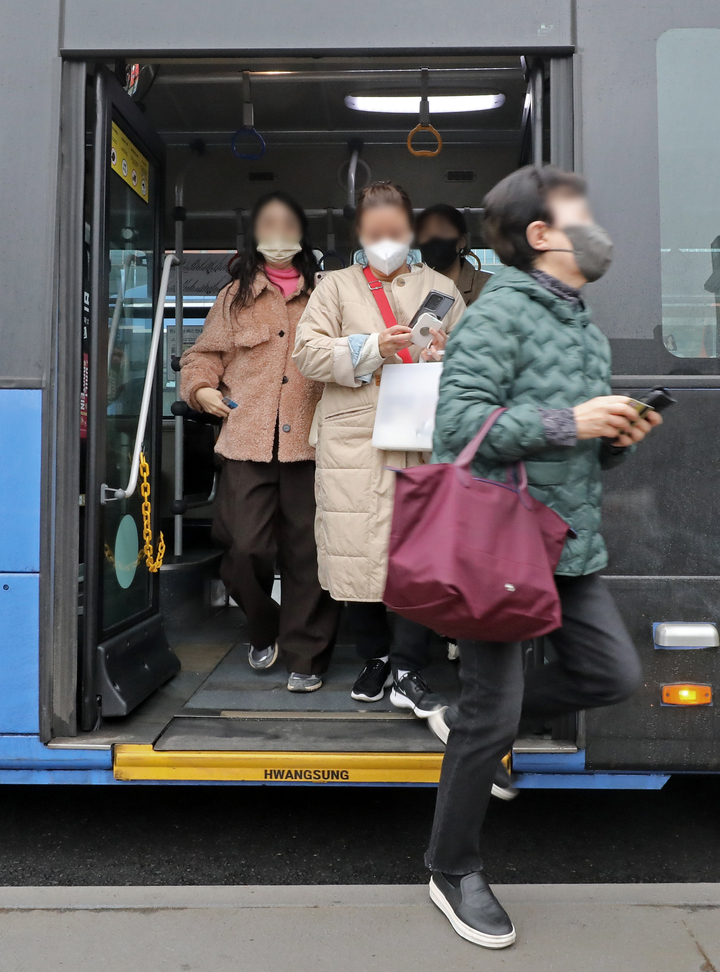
45, 50, 574, 739
82, 65, 167, 729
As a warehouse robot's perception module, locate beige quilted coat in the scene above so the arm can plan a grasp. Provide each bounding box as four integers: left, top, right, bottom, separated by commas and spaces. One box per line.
293, 262, 465, 602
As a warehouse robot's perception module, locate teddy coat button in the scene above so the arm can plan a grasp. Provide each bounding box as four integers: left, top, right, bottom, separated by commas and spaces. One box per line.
278, 330, 285, 337
282, 424, 291, 432
282, 376, 289, 384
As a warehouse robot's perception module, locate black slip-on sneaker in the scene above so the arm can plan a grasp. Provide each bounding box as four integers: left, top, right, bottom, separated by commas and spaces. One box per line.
429, 870, 516, 949
390, 672, 447, 718
351, 658, 393, 702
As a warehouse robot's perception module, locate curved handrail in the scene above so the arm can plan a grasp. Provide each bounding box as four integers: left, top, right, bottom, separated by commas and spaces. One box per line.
102, 252, 179, 503
347, 145, 359, 209
407, 123, 443, 157
321, 250, 346, 270
231, 126, 266, 161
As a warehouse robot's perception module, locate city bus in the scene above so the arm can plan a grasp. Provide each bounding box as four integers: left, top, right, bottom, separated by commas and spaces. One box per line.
1, 0, 719, 787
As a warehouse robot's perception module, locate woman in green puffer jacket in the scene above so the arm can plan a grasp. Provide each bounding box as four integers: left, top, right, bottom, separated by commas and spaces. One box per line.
423, 166, 663, 950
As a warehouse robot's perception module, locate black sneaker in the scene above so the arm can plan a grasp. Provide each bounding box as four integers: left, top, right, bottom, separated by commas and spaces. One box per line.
351, 658, 392, 702
429, 870, 516, 949
492, 760, 519, 801
390, 672, 447, 718
427, 708, 519, 801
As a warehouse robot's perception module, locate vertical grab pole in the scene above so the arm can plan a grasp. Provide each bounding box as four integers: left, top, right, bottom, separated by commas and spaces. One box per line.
173, 185, 186, 557
531, 59, 544, 167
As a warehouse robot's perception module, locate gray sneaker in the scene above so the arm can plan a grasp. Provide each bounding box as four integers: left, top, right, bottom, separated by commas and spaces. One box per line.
248, 642, 278, 670
287, 672, 323, 693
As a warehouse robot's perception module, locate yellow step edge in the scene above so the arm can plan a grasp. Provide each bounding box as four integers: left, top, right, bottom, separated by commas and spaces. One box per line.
114, 745, 445, 783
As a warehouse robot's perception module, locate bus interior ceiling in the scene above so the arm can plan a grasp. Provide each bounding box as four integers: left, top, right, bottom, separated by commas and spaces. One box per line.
63, 54, 562, 755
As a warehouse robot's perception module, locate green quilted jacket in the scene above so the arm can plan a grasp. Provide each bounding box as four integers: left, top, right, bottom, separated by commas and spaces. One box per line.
432, 266, 630, 576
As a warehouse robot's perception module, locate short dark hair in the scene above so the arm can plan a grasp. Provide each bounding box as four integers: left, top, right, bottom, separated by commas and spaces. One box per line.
355, 181, 414, 231
482, 165, 587, 271
415, 203, 467, 242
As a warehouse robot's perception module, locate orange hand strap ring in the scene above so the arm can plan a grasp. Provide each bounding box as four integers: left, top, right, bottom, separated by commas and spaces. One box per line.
407, 67, 442, 158
407, 123, 443, 157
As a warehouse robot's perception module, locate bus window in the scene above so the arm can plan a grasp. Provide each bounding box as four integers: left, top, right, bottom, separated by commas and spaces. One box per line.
658, 28, 720, 358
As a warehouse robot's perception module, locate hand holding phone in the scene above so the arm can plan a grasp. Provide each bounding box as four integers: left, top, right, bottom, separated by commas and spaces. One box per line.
411, 312, 441, 348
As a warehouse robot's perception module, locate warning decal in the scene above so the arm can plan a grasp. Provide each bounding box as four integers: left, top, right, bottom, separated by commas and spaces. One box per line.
110, 122, 150, 203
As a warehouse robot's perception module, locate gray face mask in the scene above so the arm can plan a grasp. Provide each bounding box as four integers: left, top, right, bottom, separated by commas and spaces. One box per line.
545, 223, 614, 283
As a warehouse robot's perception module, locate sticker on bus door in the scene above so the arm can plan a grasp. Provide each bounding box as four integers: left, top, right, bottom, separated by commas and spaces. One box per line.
110, 122, 150, 203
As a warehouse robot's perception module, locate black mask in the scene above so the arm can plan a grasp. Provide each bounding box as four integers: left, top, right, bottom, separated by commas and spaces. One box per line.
420, 237, 460, 272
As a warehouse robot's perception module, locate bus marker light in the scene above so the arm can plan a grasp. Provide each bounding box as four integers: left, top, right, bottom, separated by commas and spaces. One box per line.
661, 684, 712, 706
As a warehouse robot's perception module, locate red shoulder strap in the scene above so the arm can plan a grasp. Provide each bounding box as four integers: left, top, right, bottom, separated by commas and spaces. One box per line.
363, 265, 413, 363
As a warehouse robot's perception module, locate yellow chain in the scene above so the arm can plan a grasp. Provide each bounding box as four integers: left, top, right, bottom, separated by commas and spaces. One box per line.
139, 452, 165, 572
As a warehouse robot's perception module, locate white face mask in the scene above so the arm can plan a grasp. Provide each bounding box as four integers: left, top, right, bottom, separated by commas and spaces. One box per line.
257, 240, 302, 268
362, 238, 411, 276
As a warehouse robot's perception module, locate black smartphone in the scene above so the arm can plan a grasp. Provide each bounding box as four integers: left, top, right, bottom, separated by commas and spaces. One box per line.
636, 386, 677, 416
408, 290, 455, 329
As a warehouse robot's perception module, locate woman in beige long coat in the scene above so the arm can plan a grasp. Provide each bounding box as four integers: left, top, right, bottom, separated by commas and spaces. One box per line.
293, 182, 465, 718
181, 192, 340, 693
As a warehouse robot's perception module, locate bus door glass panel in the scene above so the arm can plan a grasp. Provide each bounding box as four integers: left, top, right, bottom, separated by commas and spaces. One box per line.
81, 67, 171, 729
658, 29, 720, 360
103, 137, 157, 629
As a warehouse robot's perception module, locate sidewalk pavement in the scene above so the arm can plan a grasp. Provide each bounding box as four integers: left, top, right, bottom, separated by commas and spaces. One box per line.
1, 883, 718, 972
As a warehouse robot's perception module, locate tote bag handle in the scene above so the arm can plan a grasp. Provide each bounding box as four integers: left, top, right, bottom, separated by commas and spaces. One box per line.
454, 407, 528, 491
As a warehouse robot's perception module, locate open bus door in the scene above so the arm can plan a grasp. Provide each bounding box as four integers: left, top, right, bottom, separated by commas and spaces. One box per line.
80, 66, 179, 731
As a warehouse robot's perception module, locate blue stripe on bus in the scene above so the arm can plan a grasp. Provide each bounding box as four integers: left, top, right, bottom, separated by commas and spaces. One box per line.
0, 389, 41, 573
512, 750, 587, 773
515, 773, 670, 790
0, 575, 39, 732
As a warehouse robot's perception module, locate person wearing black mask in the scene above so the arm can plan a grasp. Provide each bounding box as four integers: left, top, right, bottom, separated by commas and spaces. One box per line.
415, 204, 492, 306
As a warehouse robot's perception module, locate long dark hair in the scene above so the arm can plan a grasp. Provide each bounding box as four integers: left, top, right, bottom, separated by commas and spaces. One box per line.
228, 191, 318, 314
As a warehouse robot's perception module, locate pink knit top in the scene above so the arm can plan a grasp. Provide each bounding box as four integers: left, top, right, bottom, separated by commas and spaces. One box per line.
264, 263, 302, 298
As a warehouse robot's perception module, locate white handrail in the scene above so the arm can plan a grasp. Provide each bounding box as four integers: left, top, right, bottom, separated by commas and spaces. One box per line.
102, 252, 179, 503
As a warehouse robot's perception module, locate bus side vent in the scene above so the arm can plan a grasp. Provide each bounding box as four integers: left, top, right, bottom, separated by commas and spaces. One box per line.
249, 171, 275, 182
446, 170, 475, 182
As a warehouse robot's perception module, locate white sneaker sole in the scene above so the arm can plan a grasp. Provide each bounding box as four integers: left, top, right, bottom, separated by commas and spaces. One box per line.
426, 712, 519, 800
389, 688, 443, 719
351, 672, 393, 703
429, 878, 516, 949
248, 642, 279, 670
492, 781, 519, 801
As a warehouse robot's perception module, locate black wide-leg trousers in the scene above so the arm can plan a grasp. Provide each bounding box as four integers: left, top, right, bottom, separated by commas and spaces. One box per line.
425, 572, 642, 874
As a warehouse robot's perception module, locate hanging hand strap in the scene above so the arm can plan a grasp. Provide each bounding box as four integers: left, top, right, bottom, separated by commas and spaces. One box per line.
363, 266, 413, 363
232, 74, 266, 160
407, 68, 442, 157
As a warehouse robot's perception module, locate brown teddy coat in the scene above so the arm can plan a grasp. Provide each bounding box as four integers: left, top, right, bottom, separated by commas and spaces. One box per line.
180, 273, 324, 463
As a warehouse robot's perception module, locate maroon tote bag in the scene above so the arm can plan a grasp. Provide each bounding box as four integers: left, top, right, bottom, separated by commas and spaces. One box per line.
383, 408, 572, 642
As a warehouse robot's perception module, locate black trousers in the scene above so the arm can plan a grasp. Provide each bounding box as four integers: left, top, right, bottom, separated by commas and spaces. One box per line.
213, 453, 341, 676
345, 601, 432, 674
425, 572, 642, 874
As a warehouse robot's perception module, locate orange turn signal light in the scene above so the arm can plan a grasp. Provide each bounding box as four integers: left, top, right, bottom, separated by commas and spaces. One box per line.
661, 683, 712, 706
